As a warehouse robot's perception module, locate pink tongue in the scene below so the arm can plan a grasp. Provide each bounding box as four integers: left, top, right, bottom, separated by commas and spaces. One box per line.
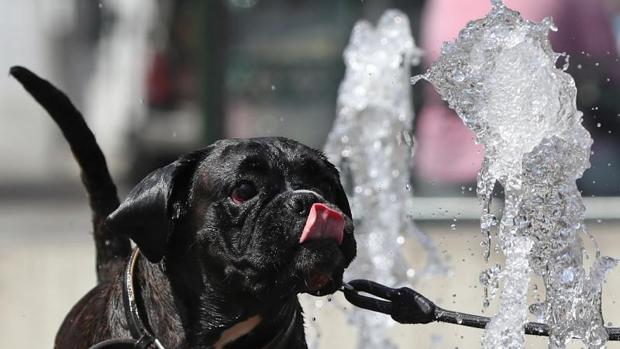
299, 203, 345, 245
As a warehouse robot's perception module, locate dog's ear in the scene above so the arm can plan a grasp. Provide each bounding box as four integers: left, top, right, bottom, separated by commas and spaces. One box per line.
105, 154, 199, 262
333, 179, 352, 218
317, 152, 353, 218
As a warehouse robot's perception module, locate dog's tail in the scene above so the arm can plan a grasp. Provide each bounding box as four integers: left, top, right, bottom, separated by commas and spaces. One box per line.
10, 66, 131, 284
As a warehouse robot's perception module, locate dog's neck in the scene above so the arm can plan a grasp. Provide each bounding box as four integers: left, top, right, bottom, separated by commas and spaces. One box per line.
133, 255, 300, 348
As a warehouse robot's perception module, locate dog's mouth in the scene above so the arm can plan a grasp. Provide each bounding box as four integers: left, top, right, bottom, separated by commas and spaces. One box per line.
304, 272, 332, 291
296, 204, 348, 295
296, 238, 345, 295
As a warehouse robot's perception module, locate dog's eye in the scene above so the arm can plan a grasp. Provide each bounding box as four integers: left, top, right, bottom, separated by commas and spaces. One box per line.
231, 181, 258, 204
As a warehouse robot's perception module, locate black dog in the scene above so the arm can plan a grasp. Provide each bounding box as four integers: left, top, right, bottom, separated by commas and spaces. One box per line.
11, 67, 356, 348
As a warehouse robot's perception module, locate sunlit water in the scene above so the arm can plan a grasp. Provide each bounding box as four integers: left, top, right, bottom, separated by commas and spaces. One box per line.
413, 1, 616, 348
324, 9, 446, 349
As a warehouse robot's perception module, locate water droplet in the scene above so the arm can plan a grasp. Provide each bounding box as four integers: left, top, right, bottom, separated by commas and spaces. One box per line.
490, 0, 505, 8
560, 268, 575, 284
406, 268, 416, 278
401, 129, 414, 146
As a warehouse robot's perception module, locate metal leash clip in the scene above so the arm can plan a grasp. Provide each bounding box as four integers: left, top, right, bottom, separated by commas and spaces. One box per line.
340, 279, 435, 324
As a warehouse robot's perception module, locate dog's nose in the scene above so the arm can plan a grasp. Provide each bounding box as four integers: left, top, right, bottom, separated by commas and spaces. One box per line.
287, 190, 324, 216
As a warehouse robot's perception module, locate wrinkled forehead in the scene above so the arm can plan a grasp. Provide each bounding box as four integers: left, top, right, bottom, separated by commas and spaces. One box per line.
195, 138, 335, 186
211, 139, 282, 167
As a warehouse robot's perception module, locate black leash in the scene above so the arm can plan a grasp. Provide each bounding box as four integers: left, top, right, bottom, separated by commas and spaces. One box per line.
340, 279, 620, 340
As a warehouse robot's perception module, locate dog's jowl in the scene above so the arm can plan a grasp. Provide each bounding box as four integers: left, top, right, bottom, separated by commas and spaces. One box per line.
11, 66, 356, 349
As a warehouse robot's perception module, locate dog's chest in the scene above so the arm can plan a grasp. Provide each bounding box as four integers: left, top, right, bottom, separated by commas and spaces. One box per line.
212, 315, 262, 349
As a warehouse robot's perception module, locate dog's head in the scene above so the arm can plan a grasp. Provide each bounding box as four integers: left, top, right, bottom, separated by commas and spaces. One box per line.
106, 137, 356, 301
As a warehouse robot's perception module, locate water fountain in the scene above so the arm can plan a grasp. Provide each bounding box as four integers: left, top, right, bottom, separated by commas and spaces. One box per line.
324, 9, 446, 349
413, 1, 617, 347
